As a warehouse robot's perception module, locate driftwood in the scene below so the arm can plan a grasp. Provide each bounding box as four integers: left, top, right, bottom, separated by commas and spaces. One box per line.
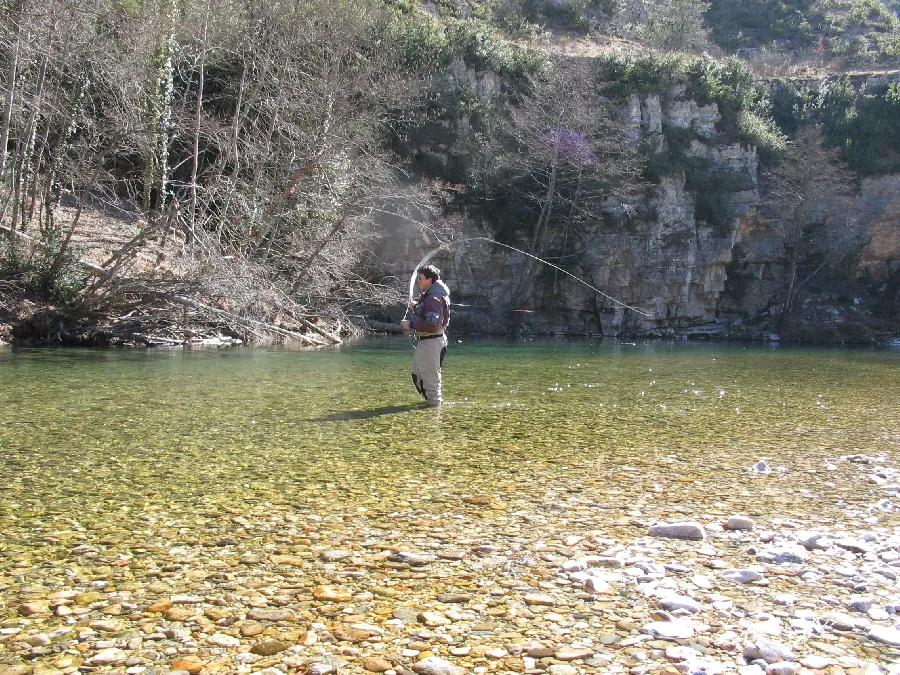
364, 319, 406, 334
296, 315, 341, 344
159, 293, 329, 346
1, 221, 342, 347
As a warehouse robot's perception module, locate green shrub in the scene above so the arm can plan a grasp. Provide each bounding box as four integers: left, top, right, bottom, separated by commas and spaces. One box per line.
769, 79, 811, 135
808, 77, 900, 175
597, 52, 785, 159
445, 20, 546, 77
738, 109, 788, 161
705, 0, 817, 50
0, 230, 87, 304
848, 0, 898, 30
685, 56, 755, 127
392, 15, 453, 71
391, 16, 546, 78
595, 52, 691, 97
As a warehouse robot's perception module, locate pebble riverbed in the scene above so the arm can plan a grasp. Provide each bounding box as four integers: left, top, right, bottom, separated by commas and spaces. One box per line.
2, 453, 899, 675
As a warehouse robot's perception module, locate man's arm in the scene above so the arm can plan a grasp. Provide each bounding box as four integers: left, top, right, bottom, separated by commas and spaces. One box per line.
411, 296, 442, 332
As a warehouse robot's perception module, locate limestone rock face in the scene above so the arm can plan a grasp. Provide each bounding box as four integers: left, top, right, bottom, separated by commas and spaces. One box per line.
372, 80, 895, 338
857, 175, 900, 280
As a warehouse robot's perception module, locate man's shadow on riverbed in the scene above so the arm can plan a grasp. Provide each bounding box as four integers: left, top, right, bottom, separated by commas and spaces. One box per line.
312, 403, 428, 421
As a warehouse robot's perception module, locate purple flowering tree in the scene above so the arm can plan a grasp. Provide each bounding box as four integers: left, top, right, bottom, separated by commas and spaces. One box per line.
480, 60, 643, 304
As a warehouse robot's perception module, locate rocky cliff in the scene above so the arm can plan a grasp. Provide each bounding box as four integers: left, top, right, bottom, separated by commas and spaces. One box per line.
370, 67, 898, 341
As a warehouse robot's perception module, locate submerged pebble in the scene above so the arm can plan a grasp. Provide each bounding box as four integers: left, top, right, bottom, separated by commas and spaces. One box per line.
1, 353, 898, 675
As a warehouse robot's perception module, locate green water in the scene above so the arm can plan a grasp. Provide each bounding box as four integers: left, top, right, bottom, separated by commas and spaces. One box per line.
1, 339, 899, 561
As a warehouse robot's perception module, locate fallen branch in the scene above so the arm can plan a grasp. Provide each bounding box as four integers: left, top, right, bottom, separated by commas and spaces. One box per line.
363, 319, 406, 334
296, 315, 341, 344
159, 293, 329, 346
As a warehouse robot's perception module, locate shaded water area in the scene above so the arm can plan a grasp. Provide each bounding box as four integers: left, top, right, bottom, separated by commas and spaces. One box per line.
1, 339, 899, 674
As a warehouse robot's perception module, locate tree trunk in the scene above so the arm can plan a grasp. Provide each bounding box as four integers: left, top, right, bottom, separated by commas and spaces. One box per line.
48, 137, 116, 279
515, 157, 559, 306
553, 169, 581, 295
0, 0, 23, 185
290, 215, 346, 294
230, 61, 246, 180
781, 259, 798, 328
186, 0, 209, 257
11, 50, 48, 234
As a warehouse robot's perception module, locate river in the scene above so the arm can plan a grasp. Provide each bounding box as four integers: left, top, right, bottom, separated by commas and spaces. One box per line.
1, 339, 898, 674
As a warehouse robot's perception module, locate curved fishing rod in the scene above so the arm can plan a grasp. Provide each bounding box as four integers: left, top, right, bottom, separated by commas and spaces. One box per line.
403, 236, 652, 320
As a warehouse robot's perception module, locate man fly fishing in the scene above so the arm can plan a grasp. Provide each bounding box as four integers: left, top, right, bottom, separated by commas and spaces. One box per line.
400, 265, 450, 407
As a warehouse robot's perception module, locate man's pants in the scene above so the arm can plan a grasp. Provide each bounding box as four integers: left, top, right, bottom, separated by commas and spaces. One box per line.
411, 334, 448, 405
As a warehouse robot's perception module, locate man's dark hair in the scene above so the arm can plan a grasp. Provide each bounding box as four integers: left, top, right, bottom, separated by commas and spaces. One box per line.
418, 265, 441, 282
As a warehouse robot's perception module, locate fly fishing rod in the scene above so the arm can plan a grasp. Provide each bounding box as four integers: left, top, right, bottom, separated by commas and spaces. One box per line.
402, 236, 652, 322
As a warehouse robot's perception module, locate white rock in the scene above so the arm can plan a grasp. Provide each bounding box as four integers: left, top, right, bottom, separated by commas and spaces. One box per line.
649, 522, 706, 541
321, 550, 351, 562
723, 568, 763, 583
584, 577, 610, 594
726, 515, 755, 530
789, 618, 818, 634
868, 607, 890, 621
547, 666, 577, 675
171, 594, 203, 604
795, 531, 830, 549
691, 574, 712, 589
695, 659, 728, 674
821, 611, 868, 631
208, 632, 241, 647
742, 637, 794, 664
738, 667, 766, 675
659, 595, 702, 614
750, 460, 771, 474
412, 657, 464, 675
585, 556, 625, 568
867, 625, 900, 646
749, 617, 783, 636
86, 648, 128, 665
24, 634, 51, 647
642, 621, 694, 639
799, 655, 833, 669
765, 663, 796, 675
349, 622, 384, 635
665, 645, 701, 661
774, 594, 797, 606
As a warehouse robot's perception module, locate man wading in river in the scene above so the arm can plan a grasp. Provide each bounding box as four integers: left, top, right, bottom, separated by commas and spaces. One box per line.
400, 265, 450, 406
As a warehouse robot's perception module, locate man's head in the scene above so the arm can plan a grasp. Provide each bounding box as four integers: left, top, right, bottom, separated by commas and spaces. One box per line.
417, 265, 440, 291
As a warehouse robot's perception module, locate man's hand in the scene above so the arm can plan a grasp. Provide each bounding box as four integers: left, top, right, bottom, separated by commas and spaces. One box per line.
408, 301, 416, 311
400, 319, 410, 330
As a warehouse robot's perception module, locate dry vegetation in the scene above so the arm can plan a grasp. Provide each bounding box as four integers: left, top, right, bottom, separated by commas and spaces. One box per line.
0, 0, 444, 345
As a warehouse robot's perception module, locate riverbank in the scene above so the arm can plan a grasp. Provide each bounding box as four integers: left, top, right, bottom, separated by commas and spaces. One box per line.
1, 454, 898, 675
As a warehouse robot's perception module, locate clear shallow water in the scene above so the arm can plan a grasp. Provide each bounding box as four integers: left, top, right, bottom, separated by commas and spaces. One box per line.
1, 339, 898, 564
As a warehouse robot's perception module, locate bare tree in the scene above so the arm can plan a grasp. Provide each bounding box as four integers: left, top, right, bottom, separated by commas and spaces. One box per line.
640, 0, 711, 53
472, 58, 643, 306
763, 126, 861, 324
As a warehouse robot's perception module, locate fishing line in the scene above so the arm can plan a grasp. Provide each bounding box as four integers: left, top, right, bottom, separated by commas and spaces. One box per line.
403, 236, 652, 320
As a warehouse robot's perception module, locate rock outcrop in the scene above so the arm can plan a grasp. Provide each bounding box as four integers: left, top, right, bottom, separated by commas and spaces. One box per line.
370, 72, 897, 339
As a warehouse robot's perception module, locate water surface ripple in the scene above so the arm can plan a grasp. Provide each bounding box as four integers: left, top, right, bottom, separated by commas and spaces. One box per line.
1, 339, 898, 670
2, 341, 898, 531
